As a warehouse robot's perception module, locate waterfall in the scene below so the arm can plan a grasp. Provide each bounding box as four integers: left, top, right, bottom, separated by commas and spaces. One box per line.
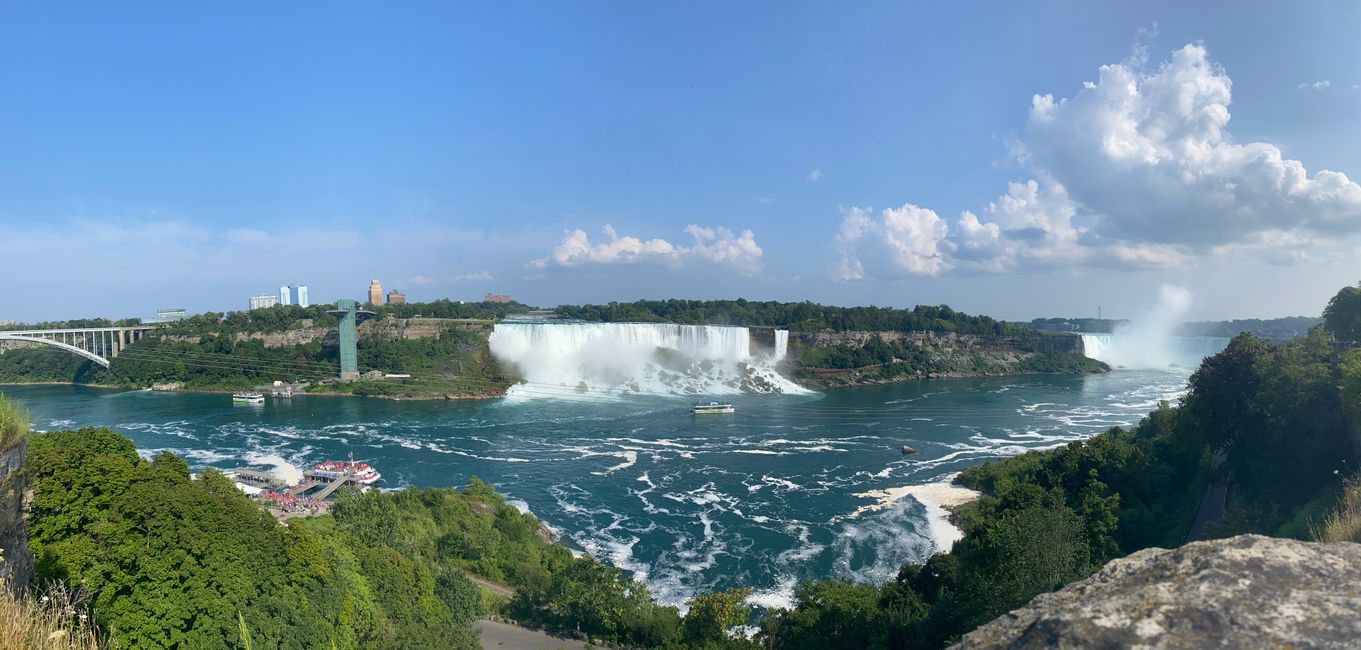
1081, 333, 1229, 370
489, 322, 806, 398
773, 330, 789, 362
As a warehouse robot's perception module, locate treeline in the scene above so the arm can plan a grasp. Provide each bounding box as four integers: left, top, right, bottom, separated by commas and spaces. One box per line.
159, 300, 534, 337
557, 300, 1023, 335
0, 317, 142, 331
0, 346, 105, 384
1178, 316, 1320, 340
795, 334, 1103, 381
1026, 316, 1322, 340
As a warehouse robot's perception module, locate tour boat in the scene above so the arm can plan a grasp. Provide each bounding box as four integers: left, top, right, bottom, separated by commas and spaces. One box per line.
691, 401, 735, 415
232, 392, 265, 404
307, 459, 382, 485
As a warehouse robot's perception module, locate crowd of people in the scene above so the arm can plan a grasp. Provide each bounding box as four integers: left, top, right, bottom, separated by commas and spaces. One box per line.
258, 489, 325, 515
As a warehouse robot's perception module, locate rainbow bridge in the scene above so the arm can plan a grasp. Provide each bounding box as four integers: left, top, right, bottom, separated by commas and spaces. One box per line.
0, 325, 158, 368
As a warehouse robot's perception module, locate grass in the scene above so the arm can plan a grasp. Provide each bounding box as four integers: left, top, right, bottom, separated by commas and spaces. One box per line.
1313, 477, 1361, 543
0, 396, 27, 452
0, 584, 102, 650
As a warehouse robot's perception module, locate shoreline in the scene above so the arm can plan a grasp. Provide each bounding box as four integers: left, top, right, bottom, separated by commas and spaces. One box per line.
842, 474, 982, 554
0, 381, 506, 402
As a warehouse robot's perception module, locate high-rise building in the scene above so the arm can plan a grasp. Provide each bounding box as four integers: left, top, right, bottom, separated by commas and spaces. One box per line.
368, 280, 383, 306
249, 295, 279, 310
277, 284, 310, 308
387, 289, 406, 305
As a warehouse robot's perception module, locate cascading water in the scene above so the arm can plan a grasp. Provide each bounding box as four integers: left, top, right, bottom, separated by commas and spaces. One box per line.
489, 322, 807, 398
1081, 334, 1229, 370
773, 330, 789, 362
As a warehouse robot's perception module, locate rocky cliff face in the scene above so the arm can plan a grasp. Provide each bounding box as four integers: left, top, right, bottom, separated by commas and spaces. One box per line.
164, 318, 491, 348
955, 535, 1361, 649
791, 330, 1084, 354
0, 440, 32, 593
787, 331, 1096, 388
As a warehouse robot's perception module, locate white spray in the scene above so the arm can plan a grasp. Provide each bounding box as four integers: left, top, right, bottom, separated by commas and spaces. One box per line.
1081, 285, 1226, 369
489, 322, 806, 398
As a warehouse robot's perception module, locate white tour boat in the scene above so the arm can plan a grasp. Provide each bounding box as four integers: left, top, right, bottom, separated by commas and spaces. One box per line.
691, 401, 735, 415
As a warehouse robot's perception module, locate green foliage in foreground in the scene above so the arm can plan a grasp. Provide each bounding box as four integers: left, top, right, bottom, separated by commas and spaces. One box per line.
0, 393, 29, 451
27, 427, 481, 649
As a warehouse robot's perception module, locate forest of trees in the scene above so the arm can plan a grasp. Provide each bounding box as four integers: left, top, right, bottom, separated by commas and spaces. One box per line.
556, 300, 1024, 335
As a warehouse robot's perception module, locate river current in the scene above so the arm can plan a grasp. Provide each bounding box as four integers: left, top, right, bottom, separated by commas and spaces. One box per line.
1, 341, 1222, 609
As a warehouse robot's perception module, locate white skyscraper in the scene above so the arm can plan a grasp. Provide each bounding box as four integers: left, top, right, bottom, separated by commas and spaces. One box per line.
296, 285, 309, 307
279, 285, 292, 306
249, 295, 278, 310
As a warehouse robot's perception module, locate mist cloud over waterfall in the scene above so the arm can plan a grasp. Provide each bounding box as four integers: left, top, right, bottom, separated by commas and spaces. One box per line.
489, 322, 806, 398
1081, 286, 1228, 369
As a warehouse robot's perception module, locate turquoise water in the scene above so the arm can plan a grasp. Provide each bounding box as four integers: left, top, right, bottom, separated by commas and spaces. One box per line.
2, 365, 1201, 608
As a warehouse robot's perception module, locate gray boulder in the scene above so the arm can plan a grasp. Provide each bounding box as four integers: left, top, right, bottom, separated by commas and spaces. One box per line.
955, 534, 1361, 649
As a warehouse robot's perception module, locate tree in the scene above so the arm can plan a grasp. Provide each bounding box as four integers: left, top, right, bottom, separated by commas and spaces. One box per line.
683, 587, 752, 645
1324, 283, 1361, 341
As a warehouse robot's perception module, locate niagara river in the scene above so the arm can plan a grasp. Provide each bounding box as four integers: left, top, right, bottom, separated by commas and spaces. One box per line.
0, 327, 1228, 610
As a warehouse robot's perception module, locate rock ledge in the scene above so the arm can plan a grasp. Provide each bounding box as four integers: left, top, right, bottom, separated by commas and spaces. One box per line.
955, 534, 1361, 649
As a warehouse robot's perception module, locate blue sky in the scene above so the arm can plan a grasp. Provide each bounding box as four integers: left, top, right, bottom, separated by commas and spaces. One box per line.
3, 1, 1359, 322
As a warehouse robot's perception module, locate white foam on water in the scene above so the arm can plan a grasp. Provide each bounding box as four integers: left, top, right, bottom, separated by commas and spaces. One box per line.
838, 474, 980, 554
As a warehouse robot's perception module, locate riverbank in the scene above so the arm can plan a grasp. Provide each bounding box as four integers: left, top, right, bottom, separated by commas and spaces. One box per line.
840, 474, 982, 553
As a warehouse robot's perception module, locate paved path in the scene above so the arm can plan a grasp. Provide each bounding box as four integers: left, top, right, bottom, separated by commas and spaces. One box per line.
477, 620, 591, 650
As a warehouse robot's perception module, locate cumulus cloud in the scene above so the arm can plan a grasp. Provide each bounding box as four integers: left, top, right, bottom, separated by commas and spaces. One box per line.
530, 224, 764, 275
835, 43, 1361, 280
807, 168, 823, 181
1298, 80, 1331, 90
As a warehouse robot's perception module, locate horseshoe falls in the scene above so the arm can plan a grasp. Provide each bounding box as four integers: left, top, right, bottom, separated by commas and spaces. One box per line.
488, 322, 806, 397
1081, 333, 1229, 370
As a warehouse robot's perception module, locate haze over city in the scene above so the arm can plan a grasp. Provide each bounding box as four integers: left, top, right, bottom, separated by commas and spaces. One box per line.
3, 1, 1359, 322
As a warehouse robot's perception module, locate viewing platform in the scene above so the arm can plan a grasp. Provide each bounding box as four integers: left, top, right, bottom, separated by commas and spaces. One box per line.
229, 458, 381, 521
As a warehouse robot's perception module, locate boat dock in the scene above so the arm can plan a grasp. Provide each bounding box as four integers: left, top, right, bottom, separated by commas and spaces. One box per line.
233, 459, 380, 521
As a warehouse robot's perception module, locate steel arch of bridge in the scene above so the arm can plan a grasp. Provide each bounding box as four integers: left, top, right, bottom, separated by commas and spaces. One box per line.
0, 334, 111, 367
0, 326, 155, 368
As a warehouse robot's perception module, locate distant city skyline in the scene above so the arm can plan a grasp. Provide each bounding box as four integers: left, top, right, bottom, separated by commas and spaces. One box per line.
2, 2, 1358, 323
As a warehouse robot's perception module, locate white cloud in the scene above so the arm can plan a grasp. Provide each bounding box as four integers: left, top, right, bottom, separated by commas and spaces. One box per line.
530, 224, 764, 275
807, 168, 823, 181
406, 271, 494, 286
757, 197, 774, 204
1298, 80, 1331, 90
833, 43, 1361, 280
